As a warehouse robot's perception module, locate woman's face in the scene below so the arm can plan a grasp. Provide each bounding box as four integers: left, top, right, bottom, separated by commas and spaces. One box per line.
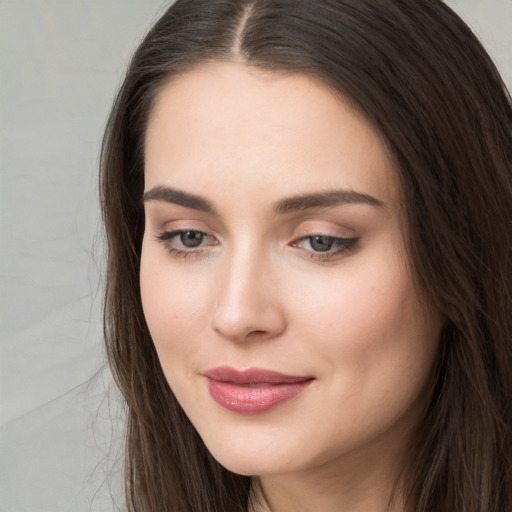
141, 62, 441, 478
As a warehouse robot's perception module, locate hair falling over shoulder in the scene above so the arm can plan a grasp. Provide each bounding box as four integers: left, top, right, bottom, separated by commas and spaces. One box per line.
100, 1, 512, 510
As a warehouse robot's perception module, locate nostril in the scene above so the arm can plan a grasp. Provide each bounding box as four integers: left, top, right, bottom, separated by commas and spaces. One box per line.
212, 326, 269, 343
244, 329, 271, 341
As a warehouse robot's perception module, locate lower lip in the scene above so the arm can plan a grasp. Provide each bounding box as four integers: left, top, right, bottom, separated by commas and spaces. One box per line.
207, 379, 313, 414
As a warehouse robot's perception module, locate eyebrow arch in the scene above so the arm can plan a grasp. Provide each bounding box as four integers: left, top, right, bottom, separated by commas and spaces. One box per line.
273, 190, 386, 214
143, 186, 216, 213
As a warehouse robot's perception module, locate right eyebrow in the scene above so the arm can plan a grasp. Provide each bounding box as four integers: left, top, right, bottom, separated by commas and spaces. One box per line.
143, 186, 216, 214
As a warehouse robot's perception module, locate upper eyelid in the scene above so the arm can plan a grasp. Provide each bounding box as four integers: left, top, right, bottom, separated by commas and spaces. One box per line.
154, 219, 359, 241
157, 229, 215, 240
291, 232, 356, 249
294, 230, 353, 238
292, 235, 358, 248
155, 223, 216, 237
290, 217, 356, 234
295, 234, 355, 240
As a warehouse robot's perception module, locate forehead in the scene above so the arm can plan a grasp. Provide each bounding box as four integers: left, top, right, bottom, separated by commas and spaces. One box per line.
144, 61, 399, 210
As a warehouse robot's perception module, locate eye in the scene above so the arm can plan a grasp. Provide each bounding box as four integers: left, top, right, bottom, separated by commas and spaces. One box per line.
308, 235, 338, 252
156, 229, 217, 256
176, 230, 206, 248
292, 235, 358, 260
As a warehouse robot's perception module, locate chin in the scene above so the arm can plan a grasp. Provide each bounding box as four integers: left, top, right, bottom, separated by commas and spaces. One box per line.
199, 434, 290, 476
210, 452, 293, 477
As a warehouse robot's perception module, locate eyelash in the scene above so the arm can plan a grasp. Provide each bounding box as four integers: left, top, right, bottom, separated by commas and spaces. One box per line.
291, 235, 358, 261
155, 230, 217, 258
155, 230, 358, 261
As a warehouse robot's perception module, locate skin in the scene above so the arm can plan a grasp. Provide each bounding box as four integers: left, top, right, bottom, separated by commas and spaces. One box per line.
140, 61, 442, 512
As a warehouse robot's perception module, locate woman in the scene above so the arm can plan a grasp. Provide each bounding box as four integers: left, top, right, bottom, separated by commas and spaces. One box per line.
100, 1, 512, 511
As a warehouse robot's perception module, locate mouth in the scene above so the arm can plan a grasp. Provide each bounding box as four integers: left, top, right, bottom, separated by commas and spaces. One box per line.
202, 366, 315, 414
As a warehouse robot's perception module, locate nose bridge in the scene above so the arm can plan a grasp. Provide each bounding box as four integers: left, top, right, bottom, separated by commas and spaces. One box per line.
211, 238, 285, 342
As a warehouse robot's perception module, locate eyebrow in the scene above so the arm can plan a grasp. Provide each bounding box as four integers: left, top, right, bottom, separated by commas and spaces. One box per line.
143, 186, 385, 214
273, 190, 385, 213
143, 186, 216, 213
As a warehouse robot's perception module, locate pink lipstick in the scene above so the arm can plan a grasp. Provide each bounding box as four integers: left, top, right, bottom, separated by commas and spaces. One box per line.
203, 367, 314, 414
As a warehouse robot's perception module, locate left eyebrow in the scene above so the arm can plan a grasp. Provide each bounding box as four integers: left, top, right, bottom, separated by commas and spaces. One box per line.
273, 190, 386, 214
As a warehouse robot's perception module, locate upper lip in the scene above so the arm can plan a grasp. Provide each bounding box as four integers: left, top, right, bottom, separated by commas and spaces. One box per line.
203, 366, 314, 385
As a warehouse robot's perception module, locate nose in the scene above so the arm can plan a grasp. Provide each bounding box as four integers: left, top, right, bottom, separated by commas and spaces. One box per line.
210, 245, 286, 343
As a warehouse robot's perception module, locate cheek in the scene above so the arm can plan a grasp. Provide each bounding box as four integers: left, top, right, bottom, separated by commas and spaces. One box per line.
139, 245, 212, 361
292, 251, 413, 343
291, 248, 440, 403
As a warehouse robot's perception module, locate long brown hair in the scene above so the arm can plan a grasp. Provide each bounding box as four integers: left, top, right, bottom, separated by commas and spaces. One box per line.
100, 1, 512, 510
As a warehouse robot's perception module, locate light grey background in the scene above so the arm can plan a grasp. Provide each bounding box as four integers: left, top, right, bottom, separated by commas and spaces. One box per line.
1, 1, 511, 511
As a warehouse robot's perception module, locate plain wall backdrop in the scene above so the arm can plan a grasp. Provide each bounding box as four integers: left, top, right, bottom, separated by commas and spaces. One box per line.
1, 1, 511, 511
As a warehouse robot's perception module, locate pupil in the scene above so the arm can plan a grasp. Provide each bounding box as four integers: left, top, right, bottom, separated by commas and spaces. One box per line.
180, 231, 204, 248
310, 236, 334, 252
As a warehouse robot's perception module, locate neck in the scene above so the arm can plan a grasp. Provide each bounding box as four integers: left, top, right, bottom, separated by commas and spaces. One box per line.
249, 476, 405, 512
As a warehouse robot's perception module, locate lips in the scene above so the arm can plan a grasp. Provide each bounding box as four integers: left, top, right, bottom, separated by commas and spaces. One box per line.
203, 366, 314, 414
